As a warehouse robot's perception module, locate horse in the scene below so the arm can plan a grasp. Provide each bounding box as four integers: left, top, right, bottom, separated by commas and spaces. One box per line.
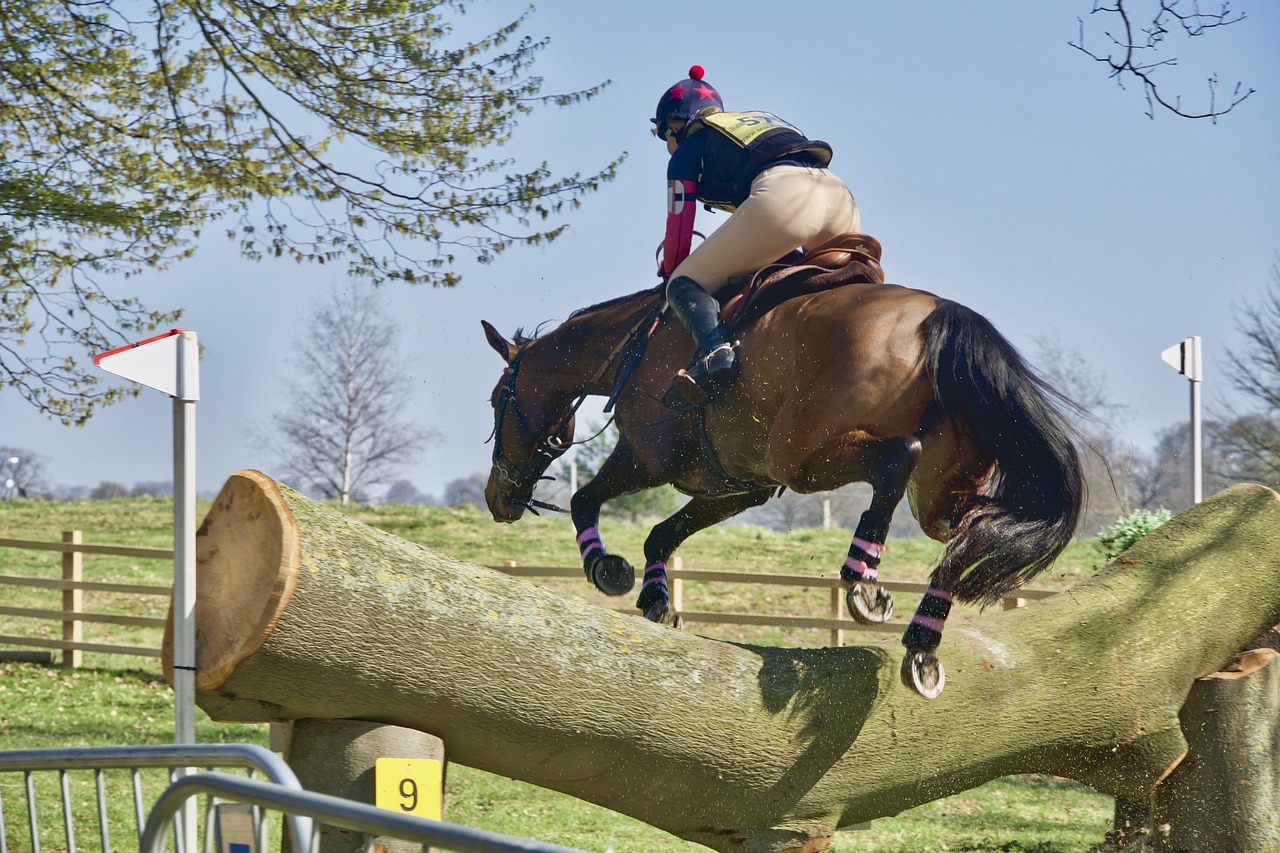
481, 252, 1084, 698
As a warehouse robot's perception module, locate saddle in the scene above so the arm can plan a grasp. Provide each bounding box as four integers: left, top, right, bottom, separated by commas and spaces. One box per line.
717, 232, 885, 331
605, 233, 886, 414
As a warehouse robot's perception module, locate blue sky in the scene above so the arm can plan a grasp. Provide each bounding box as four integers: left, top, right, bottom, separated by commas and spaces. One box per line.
4, 1, 1278, 499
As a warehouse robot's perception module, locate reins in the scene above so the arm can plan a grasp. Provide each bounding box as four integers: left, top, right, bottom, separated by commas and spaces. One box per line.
488, 297, 665, 514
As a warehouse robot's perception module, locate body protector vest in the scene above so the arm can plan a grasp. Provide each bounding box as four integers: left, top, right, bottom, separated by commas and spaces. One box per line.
691, 111, 833, 211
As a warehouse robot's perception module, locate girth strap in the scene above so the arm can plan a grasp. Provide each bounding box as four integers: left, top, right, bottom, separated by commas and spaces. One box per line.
689, 407, 773, 498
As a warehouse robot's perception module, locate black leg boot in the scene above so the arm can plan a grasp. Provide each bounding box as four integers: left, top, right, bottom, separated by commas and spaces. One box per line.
662, 276, 739, 410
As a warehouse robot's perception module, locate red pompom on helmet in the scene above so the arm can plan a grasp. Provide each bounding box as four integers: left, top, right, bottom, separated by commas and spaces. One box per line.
652, 65, 724, 132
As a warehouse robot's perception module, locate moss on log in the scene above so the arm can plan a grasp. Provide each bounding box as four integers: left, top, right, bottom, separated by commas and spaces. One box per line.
167, 471, 1280, 853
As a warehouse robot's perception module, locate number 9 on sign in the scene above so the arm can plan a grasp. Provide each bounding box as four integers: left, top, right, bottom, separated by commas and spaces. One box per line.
375, 758, 443, 821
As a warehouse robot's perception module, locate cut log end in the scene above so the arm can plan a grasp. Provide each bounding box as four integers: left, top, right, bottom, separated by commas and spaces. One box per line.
1199, 648, 1279, 682
162, 470, 300, 691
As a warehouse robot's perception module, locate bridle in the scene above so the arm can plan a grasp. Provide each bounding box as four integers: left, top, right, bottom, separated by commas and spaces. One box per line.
487, 300, 665, 515
488, 347, 576, 515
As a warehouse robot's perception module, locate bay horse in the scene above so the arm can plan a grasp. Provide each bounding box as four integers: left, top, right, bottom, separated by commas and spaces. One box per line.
481, 251, 1084, 698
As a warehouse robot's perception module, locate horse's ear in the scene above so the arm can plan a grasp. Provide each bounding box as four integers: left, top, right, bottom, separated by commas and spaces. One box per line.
481, 320, 517, 364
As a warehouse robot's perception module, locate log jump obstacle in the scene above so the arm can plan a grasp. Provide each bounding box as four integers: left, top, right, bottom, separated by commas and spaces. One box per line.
173, 471, 1280, 853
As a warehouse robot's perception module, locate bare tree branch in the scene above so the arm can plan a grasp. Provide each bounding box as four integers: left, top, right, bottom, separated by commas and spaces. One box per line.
1069, 0, 1255, 121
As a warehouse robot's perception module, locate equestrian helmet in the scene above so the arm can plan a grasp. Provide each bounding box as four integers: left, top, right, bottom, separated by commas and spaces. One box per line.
652, 65, 723, 132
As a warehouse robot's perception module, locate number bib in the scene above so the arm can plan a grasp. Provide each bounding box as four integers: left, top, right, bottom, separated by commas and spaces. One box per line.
701, 111, 802, 149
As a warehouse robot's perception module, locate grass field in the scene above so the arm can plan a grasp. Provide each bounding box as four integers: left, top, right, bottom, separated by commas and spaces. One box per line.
0, 496, 1117, 852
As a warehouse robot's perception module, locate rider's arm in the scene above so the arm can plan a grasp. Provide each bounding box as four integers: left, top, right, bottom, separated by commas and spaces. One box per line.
663, 178, 698, 278
661, 139, 702, 278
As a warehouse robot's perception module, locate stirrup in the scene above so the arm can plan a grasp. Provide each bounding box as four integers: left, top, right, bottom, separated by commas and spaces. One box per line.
661, 343, 737, 410
662, 370, 709, 410
699, 342, 740, 387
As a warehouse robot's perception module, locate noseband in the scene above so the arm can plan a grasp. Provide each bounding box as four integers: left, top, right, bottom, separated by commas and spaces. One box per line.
489, 349, 575, 514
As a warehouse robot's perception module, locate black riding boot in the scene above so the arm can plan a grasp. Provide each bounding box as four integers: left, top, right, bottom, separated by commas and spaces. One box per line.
662, 276, 739, 410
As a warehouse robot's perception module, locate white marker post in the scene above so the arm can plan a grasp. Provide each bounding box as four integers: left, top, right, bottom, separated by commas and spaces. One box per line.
1160, 336, 1203, 503
94, 329, 199, 849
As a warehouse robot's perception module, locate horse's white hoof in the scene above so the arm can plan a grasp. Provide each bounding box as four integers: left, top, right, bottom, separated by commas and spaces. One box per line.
846, 581, 894, 624
901, 651, 945, 699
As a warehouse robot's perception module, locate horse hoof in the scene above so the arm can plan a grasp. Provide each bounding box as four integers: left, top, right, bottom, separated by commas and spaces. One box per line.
846, 581, 894, 624
644, 600, 684, 628
587, 554, 634, 596
901, 651, 945, 699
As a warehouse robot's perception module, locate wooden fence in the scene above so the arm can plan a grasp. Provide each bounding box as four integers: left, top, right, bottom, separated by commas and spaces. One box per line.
0, 533, 172, 665
0, 533, 1057, 666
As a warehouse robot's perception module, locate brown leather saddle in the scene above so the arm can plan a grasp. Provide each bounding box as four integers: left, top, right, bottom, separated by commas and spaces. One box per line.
718, 232, 885, 331
605, 233, 886, 414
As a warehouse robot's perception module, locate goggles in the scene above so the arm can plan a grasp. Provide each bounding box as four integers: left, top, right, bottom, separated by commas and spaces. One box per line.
652, 121, 682, 141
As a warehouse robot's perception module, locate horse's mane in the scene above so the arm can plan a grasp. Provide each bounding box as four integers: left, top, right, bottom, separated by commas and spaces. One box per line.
567, 284, 663, 321
515, 285, 663, 345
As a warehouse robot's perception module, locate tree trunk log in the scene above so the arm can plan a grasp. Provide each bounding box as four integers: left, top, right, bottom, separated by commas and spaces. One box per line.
1156, 654, 1280, 851
166, 472, 1280, 853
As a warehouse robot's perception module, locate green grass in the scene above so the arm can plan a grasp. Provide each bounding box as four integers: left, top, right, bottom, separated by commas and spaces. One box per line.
0, 663, 271, 852
0, 497, 1116, 852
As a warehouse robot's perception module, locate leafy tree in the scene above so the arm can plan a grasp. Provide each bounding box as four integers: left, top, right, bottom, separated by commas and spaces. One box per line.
266, 286, 436, 505
1097, 507, 1172, 562
0, 0, 619, 424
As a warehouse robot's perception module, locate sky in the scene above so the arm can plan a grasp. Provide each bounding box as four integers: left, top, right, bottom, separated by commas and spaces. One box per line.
3, 1, 1279, 501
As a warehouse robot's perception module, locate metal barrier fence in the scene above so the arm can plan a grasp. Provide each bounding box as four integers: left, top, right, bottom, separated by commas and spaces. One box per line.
143, 772, 593, 853
0, 743, 310, 853
0, 743, 592, 853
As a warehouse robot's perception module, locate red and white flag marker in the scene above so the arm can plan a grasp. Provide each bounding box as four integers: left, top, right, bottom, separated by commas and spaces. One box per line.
93, 329, 200, 401
95, 329, 200, 847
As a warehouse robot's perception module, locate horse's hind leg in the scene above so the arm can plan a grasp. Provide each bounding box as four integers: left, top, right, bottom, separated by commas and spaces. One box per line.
898, 535, 967, 699
570, 440, 666, 597
784, 431, 922, 626
897, 446, 983, 700
637, 489, 773, 626
815, 433, 949, 699
842, 437, 923, 625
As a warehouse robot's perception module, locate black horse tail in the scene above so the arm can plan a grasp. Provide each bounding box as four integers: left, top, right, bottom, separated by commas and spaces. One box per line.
921, 300, 1086, 606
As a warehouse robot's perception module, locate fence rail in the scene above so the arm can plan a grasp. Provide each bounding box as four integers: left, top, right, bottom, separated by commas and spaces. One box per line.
0, 532, 1058, 665
0, 533, 172, 665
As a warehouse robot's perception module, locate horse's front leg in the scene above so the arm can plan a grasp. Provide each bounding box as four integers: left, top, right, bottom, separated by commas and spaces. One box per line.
636, 489, 773, 626
569, 440, 665, 597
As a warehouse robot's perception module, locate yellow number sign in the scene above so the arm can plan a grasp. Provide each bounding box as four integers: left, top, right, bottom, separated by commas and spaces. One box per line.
375, 758, 443, 821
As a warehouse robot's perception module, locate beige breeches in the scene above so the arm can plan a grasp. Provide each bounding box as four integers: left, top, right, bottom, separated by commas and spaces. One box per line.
670, 165, 860, 294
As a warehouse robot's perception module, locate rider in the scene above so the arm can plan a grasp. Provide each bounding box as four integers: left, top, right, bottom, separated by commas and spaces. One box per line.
654, 65, 862, 409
